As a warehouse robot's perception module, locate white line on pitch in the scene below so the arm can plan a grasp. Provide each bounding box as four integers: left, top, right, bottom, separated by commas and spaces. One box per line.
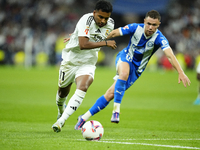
103, 139, 200, 141
99, 141, 200, 149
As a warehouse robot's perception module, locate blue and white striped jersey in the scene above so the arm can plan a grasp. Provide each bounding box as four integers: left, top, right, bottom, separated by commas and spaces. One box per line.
119, 23, 170, 73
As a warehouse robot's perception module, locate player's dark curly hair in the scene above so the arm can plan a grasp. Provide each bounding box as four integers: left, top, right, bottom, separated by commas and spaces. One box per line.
95, 0, 113, 13
145, 10, 161, 21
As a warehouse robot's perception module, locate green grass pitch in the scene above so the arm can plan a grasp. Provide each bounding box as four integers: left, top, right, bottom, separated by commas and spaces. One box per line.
0, 66, 199, 150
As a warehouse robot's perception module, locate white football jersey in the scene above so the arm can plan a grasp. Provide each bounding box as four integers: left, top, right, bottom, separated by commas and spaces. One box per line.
61, 13, 114, 65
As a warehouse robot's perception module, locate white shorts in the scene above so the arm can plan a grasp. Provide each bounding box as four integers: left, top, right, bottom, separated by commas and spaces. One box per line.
58, 61, 96, 88
197, 62, 200, 73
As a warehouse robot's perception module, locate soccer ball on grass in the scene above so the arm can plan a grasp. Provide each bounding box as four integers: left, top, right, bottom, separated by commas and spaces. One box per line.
81, 120, 104, 141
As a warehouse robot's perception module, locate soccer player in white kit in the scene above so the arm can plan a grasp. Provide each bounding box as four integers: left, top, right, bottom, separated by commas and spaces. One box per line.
194, 62, 200, 105
75, 10, 191, 130
52, 0, 116, 133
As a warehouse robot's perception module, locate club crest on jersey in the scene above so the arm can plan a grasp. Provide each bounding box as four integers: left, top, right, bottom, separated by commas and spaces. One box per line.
147, 41, 154, 47
105, 29, 109, 36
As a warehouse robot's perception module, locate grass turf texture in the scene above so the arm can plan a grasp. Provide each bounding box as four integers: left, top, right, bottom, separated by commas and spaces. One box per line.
0, 66, 199, 150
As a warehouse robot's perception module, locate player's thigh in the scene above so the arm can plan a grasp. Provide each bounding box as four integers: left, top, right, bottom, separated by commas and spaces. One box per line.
75, 65, 96, 90
115, 50, 130, 80
58, 63, 76, 88
75, 65, 96, 80
117, 62, 130, 80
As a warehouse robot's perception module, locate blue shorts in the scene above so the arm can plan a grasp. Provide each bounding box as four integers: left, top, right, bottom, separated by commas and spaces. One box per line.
114, 49, 141, 90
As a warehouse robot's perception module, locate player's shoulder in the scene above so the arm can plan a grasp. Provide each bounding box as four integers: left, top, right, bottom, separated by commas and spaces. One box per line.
80, 13, 94, 26
127, 23, 143, 29
104, 17, 114, 29
107, 17, 114, 25
82, 12, 93, 18
154, 29, 169, 47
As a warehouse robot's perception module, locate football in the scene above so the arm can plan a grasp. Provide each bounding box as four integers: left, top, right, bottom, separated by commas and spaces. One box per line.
81, 120, 104, 141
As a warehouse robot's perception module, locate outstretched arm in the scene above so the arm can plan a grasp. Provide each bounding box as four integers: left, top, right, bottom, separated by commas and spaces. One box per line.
106, 28, 121, 39
164, 48, 191, 87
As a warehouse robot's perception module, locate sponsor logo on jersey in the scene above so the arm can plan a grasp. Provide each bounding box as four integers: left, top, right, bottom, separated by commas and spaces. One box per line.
133, 35, 138, 41
95, 29, 101, 33
93, 35, 104, 42
123, 25, 129, 30
85, 26, 89, 35
161, 39, 168, 46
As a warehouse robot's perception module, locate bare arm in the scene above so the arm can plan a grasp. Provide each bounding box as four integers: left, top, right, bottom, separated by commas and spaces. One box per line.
164, 48, 191, 87
106, 28, 121, 39
79, 36, 117, 50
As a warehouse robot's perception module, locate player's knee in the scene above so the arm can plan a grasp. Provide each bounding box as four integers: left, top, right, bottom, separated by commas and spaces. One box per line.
58, 90, 68, 98
77, 85, 89, 92
197, 73, 200, 80
58, 87, 69, 98
119, 72, 129, 81
104, 90, 114, 101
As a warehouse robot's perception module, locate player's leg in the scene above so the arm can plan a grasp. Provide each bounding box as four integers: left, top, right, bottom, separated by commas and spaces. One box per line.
111, 61, 130, 123
60, 75, 93, 122
194, 72, 200, 105
53, 65, 95, 132
52, 63, 77, 132
52, 84, 73, 133
194, 63, 200, 105
56, 85, 72, 120
74, 82, 116, 130
52, 75, 93, 133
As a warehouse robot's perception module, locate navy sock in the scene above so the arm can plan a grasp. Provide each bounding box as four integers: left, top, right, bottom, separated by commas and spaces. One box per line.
114, 79, 126, 103
89, 95, 109, 115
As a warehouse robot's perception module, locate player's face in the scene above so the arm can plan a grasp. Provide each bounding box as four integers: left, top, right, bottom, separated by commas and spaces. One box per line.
144, 16, 160, 36
93, 10, 111, 28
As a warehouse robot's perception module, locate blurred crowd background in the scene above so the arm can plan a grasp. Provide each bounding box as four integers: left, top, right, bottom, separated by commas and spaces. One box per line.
0, 0, 200, 70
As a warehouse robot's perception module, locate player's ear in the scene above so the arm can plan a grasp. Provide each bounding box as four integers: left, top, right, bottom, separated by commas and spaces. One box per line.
157, 21, 161, 27
93, 10, 96, 16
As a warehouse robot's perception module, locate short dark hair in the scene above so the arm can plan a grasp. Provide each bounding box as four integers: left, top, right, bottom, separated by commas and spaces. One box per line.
145, 10, 161, 21
95, 0, 113, 13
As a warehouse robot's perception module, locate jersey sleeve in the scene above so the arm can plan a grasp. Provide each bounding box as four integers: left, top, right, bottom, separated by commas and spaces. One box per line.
158, 34, 170, 51
119, 23, 137, 36
76, 14, 92, 38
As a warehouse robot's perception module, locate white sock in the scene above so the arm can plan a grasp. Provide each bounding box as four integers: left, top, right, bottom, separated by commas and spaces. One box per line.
56, 91, 67, 114
61, 89, 86, 121
82, 111, 92, 121
113, 102, 120, 113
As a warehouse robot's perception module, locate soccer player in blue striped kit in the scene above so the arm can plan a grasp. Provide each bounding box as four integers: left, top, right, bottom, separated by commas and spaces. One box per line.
74, 10, 191, 130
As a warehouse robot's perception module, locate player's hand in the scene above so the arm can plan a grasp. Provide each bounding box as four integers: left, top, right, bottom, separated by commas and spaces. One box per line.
63, 34, 72, 43
178, 72, 191, 87
107, 40, 117, 49
64, 38, 70, 43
